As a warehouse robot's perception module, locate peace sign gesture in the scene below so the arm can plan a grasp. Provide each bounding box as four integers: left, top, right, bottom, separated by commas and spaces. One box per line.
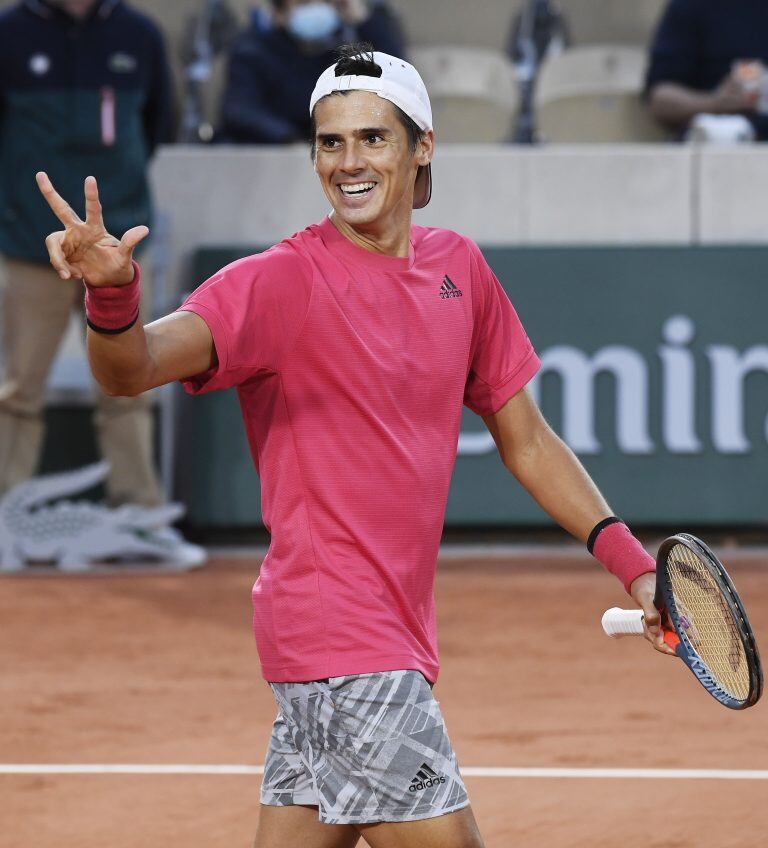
36, 172, 148, 287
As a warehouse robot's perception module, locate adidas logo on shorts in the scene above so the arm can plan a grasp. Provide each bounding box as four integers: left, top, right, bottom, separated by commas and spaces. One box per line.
408, 763, 446, 792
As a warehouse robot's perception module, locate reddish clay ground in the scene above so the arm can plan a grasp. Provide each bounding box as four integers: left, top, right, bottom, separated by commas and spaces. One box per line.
2, 551, 767, 847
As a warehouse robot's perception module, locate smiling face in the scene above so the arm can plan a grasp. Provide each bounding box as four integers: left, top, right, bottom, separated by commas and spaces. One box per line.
312, 90, 433, 255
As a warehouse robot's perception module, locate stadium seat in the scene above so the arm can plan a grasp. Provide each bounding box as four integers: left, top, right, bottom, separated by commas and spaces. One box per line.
535, 45, 669, 142
390, 0, 523, 52
561, 0, 666, 47
410, 46, 519, 143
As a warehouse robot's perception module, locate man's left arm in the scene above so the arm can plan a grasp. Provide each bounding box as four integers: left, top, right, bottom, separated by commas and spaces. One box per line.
482, 387, 674, 655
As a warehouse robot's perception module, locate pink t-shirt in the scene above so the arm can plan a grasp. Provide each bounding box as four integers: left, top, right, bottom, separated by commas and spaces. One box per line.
180, 217, 540, 683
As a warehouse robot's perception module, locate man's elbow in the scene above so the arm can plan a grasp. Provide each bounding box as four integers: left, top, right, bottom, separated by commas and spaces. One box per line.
95, 376, 148, 398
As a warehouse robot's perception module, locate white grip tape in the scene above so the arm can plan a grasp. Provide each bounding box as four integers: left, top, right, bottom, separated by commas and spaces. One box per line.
601, 607, 645, 637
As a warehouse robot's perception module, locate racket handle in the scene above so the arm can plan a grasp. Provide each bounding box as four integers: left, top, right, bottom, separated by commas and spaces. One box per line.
601, 607, 645, 637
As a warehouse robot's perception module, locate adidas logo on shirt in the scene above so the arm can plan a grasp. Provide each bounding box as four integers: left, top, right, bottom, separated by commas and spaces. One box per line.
408, 762, 446, 792
439, 275, 463, 299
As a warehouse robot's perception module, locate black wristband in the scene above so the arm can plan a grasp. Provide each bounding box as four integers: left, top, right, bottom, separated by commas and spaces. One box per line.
587, 516, 624, 555
86, 310, 139, 335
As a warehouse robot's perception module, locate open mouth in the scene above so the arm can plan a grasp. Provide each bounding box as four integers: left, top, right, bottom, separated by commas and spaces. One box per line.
338, 182, 376, 198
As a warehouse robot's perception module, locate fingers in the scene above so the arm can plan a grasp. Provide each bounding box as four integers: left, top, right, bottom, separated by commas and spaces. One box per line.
118, 225, 149, 258
36, 171, 82, 228
641, 607, 677, 656
45, 231, 81, 280
83, 175, 104, 228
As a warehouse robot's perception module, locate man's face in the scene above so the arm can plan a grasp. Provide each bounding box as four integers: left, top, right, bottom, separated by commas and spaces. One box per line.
313, 91, 433, 235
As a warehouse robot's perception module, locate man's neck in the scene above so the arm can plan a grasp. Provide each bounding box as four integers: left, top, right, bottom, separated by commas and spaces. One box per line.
330, 214, 412, 259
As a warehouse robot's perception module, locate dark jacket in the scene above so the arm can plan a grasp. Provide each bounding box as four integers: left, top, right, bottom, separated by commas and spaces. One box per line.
220, 5, 406, 144
0, 0, 174, 262
646, 0, 768, 139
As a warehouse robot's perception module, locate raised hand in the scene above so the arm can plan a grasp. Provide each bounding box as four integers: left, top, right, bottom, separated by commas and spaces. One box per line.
36, 172, 148, 287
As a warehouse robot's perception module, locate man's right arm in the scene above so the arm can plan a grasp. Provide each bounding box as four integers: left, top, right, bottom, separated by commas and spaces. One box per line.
37, 171, 217, 396
87, 310, 216, 397
648, 78, 757, 130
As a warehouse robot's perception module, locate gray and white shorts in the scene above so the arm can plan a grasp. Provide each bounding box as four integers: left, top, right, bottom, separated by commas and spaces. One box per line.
260, 669, 469, 824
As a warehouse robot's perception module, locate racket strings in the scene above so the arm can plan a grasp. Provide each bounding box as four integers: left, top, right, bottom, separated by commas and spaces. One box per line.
666, 544, 750, 701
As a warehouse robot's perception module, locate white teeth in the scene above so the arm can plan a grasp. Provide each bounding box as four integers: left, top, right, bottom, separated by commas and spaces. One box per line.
340, 182, 375, 195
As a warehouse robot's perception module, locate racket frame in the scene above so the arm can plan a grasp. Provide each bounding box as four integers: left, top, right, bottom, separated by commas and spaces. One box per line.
656, 533, 763, 710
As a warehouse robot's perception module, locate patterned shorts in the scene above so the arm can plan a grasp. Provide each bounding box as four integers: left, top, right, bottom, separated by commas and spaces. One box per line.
260, 669, 469, 824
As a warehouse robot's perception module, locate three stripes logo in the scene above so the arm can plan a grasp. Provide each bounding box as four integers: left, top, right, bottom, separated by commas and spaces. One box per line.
408, 762, 446, 792
439, 275, 463, 299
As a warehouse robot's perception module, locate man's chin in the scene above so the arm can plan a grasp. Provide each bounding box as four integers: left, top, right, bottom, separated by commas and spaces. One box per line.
331, 205, 381, 229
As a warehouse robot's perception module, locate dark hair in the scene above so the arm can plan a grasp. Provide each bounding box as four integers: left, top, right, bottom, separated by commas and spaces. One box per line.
334, 42, 383, 78
310, 42, 425, 161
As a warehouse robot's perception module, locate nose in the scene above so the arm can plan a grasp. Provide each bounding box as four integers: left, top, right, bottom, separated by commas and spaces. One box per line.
339, 140, 365, 174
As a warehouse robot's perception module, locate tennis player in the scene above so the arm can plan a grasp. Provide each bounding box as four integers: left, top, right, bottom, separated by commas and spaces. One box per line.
37, 44, 672, 848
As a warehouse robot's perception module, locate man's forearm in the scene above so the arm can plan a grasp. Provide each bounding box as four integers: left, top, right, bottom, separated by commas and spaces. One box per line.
648, 82, 719, 129
89, 310, 217, 396
502, 424, 612, 543
87, 322, 155, 396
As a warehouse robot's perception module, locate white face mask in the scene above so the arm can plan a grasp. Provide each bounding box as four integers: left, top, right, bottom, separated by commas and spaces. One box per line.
287, 2, 340, 43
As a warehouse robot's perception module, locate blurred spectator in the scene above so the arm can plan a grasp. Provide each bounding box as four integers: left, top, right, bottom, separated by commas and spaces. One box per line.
219, 0, 405, 143
178, 0, 241, 142
507, 0, 570, 143
646, 0, 768, 139
507, 0, 569, 71
0, 1, 174, 510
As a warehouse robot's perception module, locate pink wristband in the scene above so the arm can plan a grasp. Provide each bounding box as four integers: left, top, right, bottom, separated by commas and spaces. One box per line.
84, 261, 141, 333
590, 519, 656, 594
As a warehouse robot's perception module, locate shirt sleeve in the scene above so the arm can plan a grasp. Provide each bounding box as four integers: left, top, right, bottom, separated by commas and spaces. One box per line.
463, 239, 540, 417
178, 246, 313, 394
645, 0, 703, 92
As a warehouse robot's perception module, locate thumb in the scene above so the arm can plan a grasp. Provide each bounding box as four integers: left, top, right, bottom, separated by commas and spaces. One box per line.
641, 601, 676, 656
642, 601, 662, 633
119, 225, 149, 257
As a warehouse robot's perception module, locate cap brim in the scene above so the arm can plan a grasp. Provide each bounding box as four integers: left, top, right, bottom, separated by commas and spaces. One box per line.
413, 163, 432, 209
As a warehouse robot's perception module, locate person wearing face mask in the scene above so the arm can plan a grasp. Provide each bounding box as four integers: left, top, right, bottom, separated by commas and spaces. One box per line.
219, 0, 405, 143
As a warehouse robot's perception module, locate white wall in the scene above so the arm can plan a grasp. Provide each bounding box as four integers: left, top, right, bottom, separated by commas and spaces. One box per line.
150, 142, 768, 303
48, 141, 768, 395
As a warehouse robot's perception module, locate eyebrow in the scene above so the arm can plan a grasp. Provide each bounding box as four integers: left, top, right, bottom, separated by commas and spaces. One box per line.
316, 126, 392, 142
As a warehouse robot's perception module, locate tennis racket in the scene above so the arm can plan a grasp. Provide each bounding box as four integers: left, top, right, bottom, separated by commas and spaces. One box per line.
601, 533, 762, 710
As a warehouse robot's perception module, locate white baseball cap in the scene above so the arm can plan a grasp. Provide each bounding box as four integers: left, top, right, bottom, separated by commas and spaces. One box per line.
310, 50, 433, 209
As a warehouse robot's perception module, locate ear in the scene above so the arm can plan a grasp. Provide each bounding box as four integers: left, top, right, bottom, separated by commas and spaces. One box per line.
416, 129, 435, 167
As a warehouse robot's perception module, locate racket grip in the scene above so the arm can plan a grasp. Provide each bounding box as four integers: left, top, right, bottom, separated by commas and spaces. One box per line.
601, 607, 645, 637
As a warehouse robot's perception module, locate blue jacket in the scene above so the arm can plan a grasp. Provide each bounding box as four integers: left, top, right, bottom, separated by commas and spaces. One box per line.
646, 0, 768, 139
219, 6, 406, 144
0, 0, 173, 262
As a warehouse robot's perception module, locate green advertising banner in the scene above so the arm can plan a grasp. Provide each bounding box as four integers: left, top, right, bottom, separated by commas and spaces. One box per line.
178, 247, 768, 528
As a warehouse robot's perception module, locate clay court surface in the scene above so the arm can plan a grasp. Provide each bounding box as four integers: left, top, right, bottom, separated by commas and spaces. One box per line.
2, 548, 766, 848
